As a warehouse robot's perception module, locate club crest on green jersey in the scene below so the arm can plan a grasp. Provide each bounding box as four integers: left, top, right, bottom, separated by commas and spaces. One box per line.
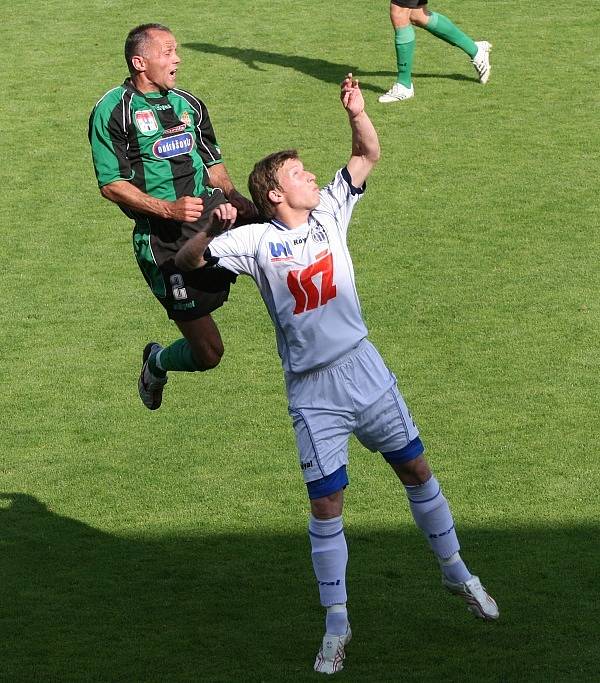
135, 109, 159, 135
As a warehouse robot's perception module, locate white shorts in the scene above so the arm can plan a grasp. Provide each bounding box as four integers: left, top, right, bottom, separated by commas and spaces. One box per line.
285, 339, 421, 485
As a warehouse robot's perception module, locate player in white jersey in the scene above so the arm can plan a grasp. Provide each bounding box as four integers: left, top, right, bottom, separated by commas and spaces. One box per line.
171, 75, 499, 675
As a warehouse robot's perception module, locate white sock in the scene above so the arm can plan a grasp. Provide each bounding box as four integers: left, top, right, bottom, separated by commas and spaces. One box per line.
439, 552, 473, 584
325, 604, 349, 636
405, 476, 460, 559
308, 515, 348, 609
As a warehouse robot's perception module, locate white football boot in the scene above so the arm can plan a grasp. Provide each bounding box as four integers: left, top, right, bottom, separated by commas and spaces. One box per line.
443, 575, 499, 620
314, 625, 352, 675
378, 82, 415, 103
472, 41, 492, 84
138, 342, 167, 410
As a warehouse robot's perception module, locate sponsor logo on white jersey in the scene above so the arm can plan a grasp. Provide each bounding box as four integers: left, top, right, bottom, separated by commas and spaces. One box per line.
311, 226, 328, 243
269, 241, 293, 261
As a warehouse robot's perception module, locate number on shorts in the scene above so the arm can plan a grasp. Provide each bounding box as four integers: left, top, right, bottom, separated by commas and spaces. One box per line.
170, 273, 188, 301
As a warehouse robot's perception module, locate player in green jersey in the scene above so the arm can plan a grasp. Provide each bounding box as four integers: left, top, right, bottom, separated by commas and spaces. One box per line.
89, 23, 253, 409
379, 0, 492, 103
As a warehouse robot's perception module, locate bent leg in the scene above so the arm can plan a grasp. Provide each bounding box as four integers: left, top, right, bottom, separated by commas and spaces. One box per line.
414, 7, 478, 58
151, 315, 224, 373
389, 455, 466, 569
386, 454, 499, 619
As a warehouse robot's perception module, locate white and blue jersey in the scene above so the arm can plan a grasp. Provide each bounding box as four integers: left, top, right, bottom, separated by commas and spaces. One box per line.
209, 168, 367, 374
210, 167, 423, 491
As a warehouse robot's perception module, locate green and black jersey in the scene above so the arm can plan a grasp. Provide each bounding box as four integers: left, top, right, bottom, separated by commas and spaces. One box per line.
89, 78, 222, 206
89, 79, 226, 292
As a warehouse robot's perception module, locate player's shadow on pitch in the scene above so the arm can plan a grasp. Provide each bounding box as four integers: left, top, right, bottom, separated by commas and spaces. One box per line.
2, 492, 595, 680
184, 43, 477, 93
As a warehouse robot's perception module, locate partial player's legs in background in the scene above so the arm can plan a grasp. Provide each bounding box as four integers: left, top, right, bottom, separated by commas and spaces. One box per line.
412, 7, 492, 84
379, 3, 416, 103
414, 9, 478, 58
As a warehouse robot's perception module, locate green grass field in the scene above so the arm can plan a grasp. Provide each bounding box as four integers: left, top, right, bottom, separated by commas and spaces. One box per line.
2, 1, 599, 680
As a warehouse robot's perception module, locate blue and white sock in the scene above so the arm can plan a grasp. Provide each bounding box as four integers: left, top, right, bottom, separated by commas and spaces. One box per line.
439, 552, 472, 584
308, 515, 348, 634
326, 604, 349, 636
405, 476, 472, 582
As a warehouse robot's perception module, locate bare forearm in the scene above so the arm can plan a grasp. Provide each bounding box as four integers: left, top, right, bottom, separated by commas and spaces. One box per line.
349, 110, 380, 166
345, 110, 380, 188
100, 181, 204, 223
101, 181, 172, 219
174, 232, 212, 270
207, 163, 258, 221
207, 162, 236, 196
174, 202, 237, 271
340, 74, 381, 187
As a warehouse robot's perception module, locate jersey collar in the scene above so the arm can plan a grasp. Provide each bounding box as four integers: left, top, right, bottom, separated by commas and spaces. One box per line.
123, 78, 171, 100
270, 218, 310, 232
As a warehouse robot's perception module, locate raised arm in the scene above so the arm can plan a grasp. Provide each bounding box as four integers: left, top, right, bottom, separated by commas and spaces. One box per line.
341, 74, 381, 188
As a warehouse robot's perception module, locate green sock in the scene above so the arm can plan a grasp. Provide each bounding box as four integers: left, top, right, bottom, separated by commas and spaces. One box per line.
394, 25, 415, 88
423, 12, 477, 59
151, 338, 201, 373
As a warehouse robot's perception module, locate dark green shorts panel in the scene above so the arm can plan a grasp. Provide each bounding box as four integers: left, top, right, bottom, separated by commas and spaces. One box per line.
132, 190, 236, 320
158, 263, 236, 321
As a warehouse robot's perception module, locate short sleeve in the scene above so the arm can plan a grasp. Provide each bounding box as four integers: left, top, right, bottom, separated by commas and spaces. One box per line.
312, 167, 365, 237
208, 224, 266, 278
88, 94, 133, 188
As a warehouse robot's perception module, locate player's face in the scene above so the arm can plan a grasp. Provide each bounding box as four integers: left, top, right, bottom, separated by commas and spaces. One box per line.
276, 158, 320, 211
137, 30, 181, 92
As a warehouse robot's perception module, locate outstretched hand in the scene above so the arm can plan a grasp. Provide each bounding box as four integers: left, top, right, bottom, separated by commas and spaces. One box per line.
340, 73, 365, 118
208, 202, 238, 236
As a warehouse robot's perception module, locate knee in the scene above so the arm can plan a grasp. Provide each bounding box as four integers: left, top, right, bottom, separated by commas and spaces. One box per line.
198, 344, 224, 370
410, 8, 430, 27
391, 5, 410, 26
310, 491, 343, 519
391, 455, 432, 486
191, 340, 224, 370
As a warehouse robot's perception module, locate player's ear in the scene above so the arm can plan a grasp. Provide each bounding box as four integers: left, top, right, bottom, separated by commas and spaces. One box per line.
268, 189, 283, 205
131, 55, 146, 73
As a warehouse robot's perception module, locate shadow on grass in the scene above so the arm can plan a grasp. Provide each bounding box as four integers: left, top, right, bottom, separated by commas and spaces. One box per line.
182, 43, 476, 93
2, 492, 596, 682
